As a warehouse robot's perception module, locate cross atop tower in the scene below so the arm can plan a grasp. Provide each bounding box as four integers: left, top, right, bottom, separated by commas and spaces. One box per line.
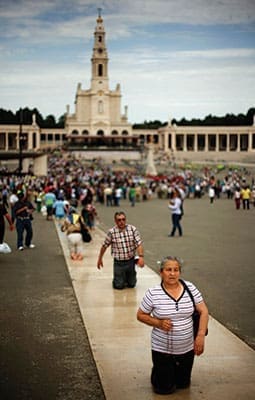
98, 7, 102, 18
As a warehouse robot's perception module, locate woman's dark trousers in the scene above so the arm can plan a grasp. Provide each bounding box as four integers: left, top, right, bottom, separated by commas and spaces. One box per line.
170, 214, 182, 236
151, 350, 194, 394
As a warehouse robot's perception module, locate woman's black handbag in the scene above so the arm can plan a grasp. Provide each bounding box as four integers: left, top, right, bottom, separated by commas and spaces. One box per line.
81, 228, 92, 243
192, 310, 201, 338
79, 217, 92, 243
180, 279, 208, 338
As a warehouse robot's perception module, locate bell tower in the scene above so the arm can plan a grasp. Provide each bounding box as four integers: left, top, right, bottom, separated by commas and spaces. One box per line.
91, 8, 109, 92
65, 10, 132, 138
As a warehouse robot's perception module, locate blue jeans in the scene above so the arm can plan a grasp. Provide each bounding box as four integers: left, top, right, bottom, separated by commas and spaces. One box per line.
170, 214, 182, 236
129, 195, 135, 207
242, 199, 250, 209
106, 195, 112, 207
16, 218, 33, 248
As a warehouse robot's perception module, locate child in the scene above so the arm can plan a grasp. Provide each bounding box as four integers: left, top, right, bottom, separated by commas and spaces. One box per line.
61, 211, 84, 261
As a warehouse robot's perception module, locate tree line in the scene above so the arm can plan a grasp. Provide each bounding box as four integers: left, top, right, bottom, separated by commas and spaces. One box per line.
133, 108, 255, 128
0, 108, 65, 128
0, 107, 254, 129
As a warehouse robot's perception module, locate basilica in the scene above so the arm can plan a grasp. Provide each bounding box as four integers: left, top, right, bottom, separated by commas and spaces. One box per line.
0, 11, 255, 167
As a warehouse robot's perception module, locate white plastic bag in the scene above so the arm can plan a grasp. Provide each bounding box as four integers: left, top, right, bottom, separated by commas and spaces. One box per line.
41, 205, 47, 216
0, 242, 12, 254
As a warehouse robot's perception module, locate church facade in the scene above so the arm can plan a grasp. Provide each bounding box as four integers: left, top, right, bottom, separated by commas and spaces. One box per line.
0, 11, 255, 165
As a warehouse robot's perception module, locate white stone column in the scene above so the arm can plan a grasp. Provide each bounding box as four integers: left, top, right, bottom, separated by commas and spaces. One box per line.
172, 131, 176, 151
226, 134, 229, 152
36, 131, 41, 150
8, 132, 12, 151
164, 132, 168, 152
194, 134, 197, 152
205, 134, 208, 151
215, 134, 218, 151
183, 134, 187, 151
237, 134, 240, 151
159, 133, 163, 150
248, 132, 252, 150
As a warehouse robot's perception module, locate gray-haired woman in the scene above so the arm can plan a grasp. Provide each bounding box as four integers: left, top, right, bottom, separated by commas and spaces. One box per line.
137, 256, 208, 394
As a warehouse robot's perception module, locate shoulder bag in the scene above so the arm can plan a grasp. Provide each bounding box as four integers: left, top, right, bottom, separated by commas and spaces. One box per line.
180, 279, 208, 338
79, 217, 92, 243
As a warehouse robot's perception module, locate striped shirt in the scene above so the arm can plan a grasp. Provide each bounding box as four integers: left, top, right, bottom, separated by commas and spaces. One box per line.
139, 280, 203, 355
102, 224, 142, 260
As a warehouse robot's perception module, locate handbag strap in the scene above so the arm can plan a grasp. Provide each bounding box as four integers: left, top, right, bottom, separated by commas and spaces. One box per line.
179, 279, 195, 311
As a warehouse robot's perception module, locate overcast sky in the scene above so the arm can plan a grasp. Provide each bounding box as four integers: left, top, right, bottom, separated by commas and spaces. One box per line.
0, 0, 255, 124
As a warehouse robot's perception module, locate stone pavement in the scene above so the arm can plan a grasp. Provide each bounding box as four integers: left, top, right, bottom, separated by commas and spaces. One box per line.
1, 199, 255, 400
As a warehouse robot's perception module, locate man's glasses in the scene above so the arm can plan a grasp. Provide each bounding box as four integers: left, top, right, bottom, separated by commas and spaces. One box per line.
116, 218, 126, 221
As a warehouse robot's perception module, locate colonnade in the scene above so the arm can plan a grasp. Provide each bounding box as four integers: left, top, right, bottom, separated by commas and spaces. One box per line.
1, 124, 255, 156
0, 129, 66, 151
159, 129, 255, 153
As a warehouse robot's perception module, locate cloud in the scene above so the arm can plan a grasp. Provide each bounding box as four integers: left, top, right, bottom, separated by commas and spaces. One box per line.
1, 1, 255, 40
178, 48, 255, 59
0, 0, 55, 19
0, 0, 255, 122
101, 0, 255, 25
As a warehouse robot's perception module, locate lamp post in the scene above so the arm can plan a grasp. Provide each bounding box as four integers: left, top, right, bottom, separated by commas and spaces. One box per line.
18, 108, 23, 175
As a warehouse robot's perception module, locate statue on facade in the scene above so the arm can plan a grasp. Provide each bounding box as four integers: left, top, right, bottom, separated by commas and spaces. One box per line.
145, 139, 157, 176
32, 113, 37, 126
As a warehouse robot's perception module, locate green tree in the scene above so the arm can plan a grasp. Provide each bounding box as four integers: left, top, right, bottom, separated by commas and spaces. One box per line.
43, 114, 57, 128
56, 114, 66, 128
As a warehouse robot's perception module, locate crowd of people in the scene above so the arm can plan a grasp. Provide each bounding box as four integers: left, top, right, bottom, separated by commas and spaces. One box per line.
1, 154, 255, 206
0, 154, 254, 252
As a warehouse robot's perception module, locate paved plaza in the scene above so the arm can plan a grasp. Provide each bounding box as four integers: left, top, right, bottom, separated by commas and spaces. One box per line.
0, 194, 254, 399
96, 195, 255, 350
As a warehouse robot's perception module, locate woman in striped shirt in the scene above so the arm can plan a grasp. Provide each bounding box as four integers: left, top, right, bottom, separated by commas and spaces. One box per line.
137, 256, 208, 395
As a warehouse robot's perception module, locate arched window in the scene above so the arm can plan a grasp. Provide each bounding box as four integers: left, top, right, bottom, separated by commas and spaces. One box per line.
98, 64, 103, 76
82, 130, 89, 135
111, 130, 118, 135
97, 130, 104, 136
72, 130, 79, 135
121, 130, 128, 136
